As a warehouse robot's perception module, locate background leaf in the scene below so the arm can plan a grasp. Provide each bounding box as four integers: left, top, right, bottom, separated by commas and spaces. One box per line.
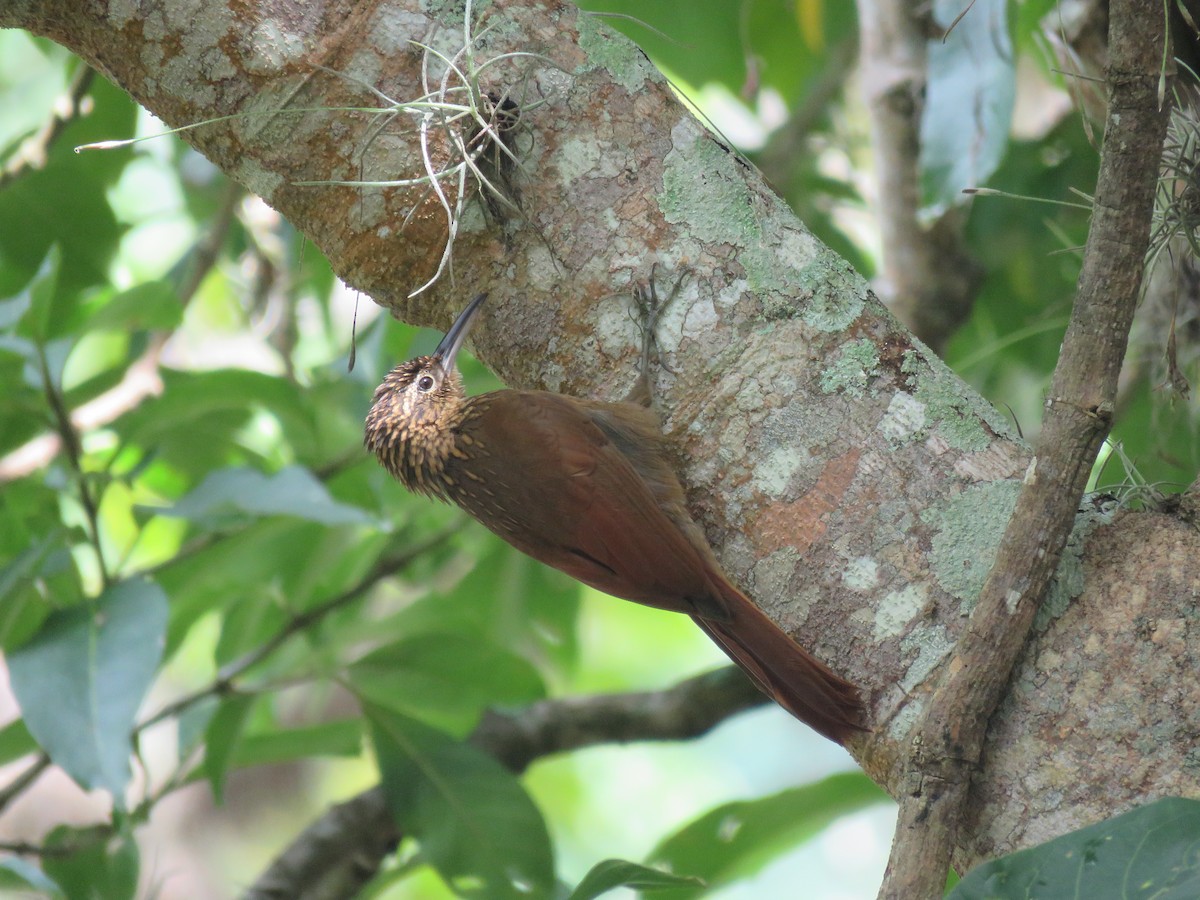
6, 578, 168, 807
349, 631, 546, 736
920, 0, 1016, 213
161, 465, 371, 526
41, 827, 138, 900
0, 856, 64, 896
646, 772, 890, 898
201, 693, 254, 803
566, 858, 704, 900
367, 704, 555, 899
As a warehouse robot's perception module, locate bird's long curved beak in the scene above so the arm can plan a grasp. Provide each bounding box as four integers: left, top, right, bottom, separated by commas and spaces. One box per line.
433, 293, 488, 370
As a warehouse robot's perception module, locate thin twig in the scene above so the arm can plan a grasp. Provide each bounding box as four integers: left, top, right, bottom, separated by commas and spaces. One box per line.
0, 753, 50, 817
38, 341, 109, 586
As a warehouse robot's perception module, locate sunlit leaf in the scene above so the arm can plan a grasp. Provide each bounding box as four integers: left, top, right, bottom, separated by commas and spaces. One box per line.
88, 280, 183, 332
0, 76, 134, 300
577, 0, 857, 103
115, 368, 319, 478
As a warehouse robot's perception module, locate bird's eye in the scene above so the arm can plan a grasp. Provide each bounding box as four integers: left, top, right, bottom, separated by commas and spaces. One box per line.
417, 374, 436, 392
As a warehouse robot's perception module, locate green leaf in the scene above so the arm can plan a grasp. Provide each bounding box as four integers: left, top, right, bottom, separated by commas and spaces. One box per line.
180, 719, 363, 786
919, 0, 1015, 213
366, 704, 555, 899
42, 826, 138, 900
115, 368, 319, 479
6, 578, 168, 808
349, 631, 546, 736
948, 797, 1200, 900
160, 465, 370, 527
228, 719, 363, 770
647, 772, 890, 899
578, 0, 857, 105
0, 75, 134, 301
567, 859, 704, 900
176, 695, 219, 765
202, 693, 254, 803
0, 531, 68, 650
393, 540, 582, 672
0, 283, 33, 330
0, 856, 64, 896
0, 718, 36, 768
87, 280, 183, 332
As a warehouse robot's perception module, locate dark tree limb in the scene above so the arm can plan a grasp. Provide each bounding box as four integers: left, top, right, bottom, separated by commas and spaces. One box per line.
242, 667, 766, 900
878, 5, 1171, 897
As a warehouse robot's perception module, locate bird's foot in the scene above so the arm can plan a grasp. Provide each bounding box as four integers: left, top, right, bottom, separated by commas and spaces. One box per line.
625, 263, 690, 406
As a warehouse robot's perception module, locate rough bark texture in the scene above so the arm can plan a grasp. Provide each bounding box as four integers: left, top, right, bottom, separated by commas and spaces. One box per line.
4, 0, 1198, 877
972, 507, 1200, 857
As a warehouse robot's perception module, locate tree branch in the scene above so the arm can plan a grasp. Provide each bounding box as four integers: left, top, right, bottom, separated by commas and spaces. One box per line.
243, 667, 766, 900
879, 5, 1170, 897
856, 0, 984, 354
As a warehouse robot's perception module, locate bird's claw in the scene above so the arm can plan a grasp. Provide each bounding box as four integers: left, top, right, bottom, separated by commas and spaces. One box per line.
629, 262, 690, 381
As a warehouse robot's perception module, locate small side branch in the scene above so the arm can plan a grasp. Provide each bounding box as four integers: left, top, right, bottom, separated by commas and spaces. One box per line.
878, 4, 1171, 898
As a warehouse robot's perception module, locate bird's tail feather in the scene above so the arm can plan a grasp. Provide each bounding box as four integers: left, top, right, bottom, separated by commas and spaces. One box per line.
693, 588, 865, 744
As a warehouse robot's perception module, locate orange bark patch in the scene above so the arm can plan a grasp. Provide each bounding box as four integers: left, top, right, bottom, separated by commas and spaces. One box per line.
753, 448, 861, 555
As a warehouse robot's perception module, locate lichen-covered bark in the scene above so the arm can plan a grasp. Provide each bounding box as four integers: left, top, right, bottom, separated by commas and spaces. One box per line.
968, 508, 1200, 860
5, 0, 1198, 872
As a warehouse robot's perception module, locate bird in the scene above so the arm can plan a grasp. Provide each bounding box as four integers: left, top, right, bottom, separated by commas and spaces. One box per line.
364, 291, 865, 743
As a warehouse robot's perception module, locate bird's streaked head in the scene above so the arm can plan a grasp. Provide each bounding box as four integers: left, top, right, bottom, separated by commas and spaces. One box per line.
364, 294, 487, 484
